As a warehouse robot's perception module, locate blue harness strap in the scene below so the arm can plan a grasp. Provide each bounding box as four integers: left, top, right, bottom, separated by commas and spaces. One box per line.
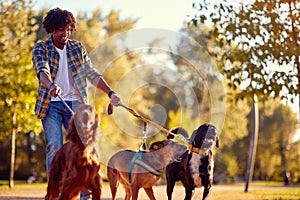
128, 123, 154, 183
128, 142, 162, 183
128, 149, 144, 183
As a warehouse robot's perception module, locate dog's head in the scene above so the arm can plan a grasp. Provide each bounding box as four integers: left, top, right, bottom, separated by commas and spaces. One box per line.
66, 104, 99, 147
149, 140, 186, 165
190, 124, 219, 151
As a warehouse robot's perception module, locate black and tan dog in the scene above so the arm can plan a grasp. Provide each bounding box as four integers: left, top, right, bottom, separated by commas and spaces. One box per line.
166, 124, 219, 200
107, 139, 186, 200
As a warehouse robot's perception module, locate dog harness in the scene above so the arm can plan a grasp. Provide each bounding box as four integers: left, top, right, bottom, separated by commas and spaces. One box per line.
128, 145, 162, 183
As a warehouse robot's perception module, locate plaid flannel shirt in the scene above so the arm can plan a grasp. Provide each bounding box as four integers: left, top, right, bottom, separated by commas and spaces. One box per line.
32, 36, 101, 119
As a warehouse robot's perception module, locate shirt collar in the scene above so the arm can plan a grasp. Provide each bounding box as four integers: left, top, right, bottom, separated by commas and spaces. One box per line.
46, 35, 71, 52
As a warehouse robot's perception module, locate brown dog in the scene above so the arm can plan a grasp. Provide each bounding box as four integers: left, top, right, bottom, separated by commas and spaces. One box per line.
107, 140, 186, 200
45, 104, 101, 200
166, 124, 219, 200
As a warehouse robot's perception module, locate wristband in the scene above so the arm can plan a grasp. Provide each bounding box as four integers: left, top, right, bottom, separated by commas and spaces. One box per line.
108, 90, 115, 99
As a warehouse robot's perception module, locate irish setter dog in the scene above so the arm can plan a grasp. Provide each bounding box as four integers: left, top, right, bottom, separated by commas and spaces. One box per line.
45, 104, 101, 200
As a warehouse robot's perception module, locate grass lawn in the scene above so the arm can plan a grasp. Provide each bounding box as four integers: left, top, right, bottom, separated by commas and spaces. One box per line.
0, 181, 299, 200
210, 188, 300, 200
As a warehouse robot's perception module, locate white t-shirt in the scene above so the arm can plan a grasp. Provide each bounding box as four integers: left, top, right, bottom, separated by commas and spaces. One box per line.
51, 46, 81, 101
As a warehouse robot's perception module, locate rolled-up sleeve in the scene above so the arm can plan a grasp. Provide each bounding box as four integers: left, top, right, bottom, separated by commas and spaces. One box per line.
32, 42, 51, 79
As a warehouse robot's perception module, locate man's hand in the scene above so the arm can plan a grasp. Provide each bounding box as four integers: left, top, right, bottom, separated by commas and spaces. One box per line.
110, 93, 121, 106
49, 83, 62, 97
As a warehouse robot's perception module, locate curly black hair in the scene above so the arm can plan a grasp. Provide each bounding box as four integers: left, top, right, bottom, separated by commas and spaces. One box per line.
43, 7, 76, 34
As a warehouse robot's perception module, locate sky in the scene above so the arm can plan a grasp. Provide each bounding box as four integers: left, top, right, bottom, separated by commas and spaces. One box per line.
32, 0, 197, 31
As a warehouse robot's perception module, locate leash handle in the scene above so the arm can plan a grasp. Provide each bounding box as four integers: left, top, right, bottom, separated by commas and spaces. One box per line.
107, 103, 113, 115
57, 95, 75, 115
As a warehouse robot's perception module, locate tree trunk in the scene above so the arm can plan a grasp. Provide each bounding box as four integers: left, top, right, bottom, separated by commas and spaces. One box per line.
245, 94, 259, 192
9, 104, 17, 188
279, 131, 290, 186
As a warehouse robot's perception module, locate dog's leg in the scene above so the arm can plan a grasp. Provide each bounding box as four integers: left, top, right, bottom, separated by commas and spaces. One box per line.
201, 175, 212, 200
46, 160, 62, 200
59, 176, 82, 200
107, 167, 118, 200
184, 189, 194, 200
202, 187, 210, 200
166, 173, 176, 200
59, 187, 81, 200
124, 185, 132, 200
144, 187, 156, 200
166, 164, 178, 200
131, 186, 140, 200
184, 181, 195, 200
90, 174, 102, 200
166, 180, 175, 200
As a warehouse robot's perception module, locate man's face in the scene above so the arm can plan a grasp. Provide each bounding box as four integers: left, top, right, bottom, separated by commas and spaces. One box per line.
52, 25, 73, 49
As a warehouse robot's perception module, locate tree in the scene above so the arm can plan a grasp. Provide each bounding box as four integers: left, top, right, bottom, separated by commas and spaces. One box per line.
233, 100, 298, 181
192, 0, 299, 102
257, 101, 297, 182
215, 86, 251, 182
0, 0, 39, 187
190, 0, 299, 190
73, 8, 138, 52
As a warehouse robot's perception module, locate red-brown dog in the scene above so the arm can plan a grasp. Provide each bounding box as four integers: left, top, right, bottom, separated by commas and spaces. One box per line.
107, 140, 186, 200
45, 104, 101, 200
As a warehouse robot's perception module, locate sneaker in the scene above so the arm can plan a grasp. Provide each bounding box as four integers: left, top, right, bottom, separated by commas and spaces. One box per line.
79, 191, 92, 200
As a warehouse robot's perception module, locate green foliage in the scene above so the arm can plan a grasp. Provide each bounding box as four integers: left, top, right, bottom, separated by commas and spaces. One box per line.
232, 100, 298, 181
168, 108, 200, 135
214, 89, 251, 180
0, 0, 41, 137
0, 132, 46, 180
192, 0, 299, 102
256, 101, 298, 180
73, 9, 138, 52
287, 140, 300, 183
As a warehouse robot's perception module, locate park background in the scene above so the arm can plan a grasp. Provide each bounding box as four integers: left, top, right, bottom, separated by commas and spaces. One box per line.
0, 0, 300, 198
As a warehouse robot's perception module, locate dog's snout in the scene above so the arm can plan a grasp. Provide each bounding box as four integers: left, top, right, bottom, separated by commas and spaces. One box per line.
82, 112, 89, 123
206, 132, 217, 140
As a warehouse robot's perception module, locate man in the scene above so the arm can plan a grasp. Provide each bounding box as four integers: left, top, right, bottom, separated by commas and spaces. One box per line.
32, 7, 121, 199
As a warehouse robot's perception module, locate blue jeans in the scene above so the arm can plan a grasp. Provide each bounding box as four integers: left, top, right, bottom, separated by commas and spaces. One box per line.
42, 101, 81, 173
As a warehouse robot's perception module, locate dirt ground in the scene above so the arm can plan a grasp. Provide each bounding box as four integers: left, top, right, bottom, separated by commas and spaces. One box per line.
0, 183, 299, 200
0, 184, 241, 200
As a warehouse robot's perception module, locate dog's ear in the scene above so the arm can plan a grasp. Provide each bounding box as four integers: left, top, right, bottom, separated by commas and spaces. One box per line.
216, 136, 219, 148
92, 113, 99, 130
149, 141, 164, 151
66, 115, 78, 143
91, 113, 100, 142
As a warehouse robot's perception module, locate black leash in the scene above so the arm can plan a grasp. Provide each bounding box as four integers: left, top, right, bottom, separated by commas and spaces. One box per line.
58, 95, 75, 115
